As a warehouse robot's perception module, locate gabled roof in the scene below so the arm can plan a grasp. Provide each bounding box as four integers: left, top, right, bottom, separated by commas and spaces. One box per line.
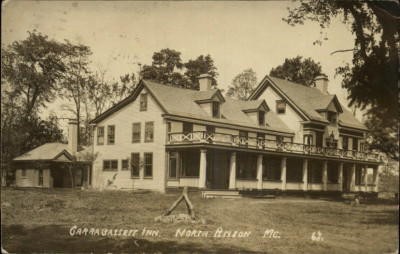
240, 100, 269, 112
193, 89, 225, 103
249, 75, 366, 130
13, 143, 90, 162
91, 79, 293, 135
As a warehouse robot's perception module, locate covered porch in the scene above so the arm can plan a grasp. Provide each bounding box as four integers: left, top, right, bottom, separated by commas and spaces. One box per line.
14, 160, 91, 188
166, 147, 380, 193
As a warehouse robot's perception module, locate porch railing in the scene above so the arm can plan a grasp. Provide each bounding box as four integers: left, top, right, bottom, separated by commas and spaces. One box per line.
168, 131, 381, 163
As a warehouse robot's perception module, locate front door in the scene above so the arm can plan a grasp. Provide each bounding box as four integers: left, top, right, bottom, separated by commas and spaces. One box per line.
342, 164, 351, 192
207, 150, 229, 189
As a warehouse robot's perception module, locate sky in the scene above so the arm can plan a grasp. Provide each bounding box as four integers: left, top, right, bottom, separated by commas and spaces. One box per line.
2, 1, 357, 125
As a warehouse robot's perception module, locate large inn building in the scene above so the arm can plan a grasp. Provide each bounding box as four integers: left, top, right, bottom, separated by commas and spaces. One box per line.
13, 74, 382, 193
88, 74, 381, 193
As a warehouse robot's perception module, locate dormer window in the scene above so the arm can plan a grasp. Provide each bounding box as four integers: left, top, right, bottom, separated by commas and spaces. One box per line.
212, 101, 220, 118
258, 111, 265, 126
327, 111, 337, 124
276, 100, 286, 114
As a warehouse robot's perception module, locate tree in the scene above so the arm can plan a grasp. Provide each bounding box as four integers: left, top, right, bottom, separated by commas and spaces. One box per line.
1, 31, 69, 117
86, 70, 112, 118
269, 56, 322, 86
226, 68, 257, 100
141, 48, 188, 87
184, 55, 218, 89
110, 73, 137, 105
141, 48, 218, 89
284, 1, 399, 159
59, 42, 92, 146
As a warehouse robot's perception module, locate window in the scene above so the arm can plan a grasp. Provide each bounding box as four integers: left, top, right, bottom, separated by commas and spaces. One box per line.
38, 169, 43, 186
327, 161, 339, 183
303, 135, 313, 145
103, 160, 118, 171
169, 152, 178, 178
327, 111, 337, 124
132, 123, 141, 143
236, 152, 257, 179
97, 127, 105, 145
276, 100, 286, 114
144, 153, 153, 177
131, 153, 140, 177
263, 156, 281, 181
212, 101, 220, 118
315, 132, 323, 148
239, 131, 248, 147
360, 142, 365, 152
258, 111, 265, 126
353, 138, 359, 151
121, 159, 129, 171
181, 150, 200, 177
342, 136, 349, 150
183, 122, 193, 135
140, 93, 147, 111
286, 158, 303, 182
107, 125, 115, 145
355, 165, 362, 185
308, 160, 323, 183
144, 122, 154, 142
21, 169, 27, 177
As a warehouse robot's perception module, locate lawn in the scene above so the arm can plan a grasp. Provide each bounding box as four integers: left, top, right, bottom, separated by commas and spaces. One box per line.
1, 188, 398, 254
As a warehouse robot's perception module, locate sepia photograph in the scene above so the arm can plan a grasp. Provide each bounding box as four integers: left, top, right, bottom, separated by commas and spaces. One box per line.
1, 1, 399, 253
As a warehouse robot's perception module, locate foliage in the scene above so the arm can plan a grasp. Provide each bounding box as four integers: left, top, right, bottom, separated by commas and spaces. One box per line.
1, 111, 64, 169
225, 68, 257, 100
269, 56, 322, 86
184, 55, 218, 89
141, 48, 218, 89
1, 31, 69, 116
58, 42, 92, 145
284, 1, 399, 159
110, 73, 137, 105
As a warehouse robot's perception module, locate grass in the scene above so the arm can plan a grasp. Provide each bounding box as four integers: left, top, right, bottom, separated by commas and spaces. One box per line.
1, 187, 398, 253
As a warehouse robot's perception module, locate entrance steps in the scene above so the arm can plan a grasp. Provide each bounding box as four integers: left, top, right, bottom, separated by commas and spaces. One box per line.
201, 190, 241, 199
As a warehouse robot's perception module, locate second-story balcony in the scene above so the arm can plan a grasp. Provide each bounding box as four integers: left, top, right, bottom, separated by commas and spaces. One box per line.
167, 131, 381, 163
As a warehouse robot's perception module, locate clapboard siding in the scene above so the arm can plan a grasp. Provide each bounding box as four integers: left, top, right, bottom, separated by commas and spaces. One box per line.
93, 87, 167, 192
15, 169, 51, 188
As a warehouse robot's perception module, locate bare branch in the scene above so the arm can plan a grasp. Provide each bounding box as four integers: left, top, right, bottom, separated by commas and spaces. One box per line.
330, 49, 355, 55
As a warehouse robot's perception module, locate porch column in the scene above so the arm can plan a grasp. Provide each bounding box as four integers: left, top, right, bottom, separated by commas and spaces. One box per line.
338, 162, 343, 192
363, 165, 368, 192
281, 157, 287, 191
257, 154, 263, 190
373, 165, 381, 192
302, 159, 308, 191
199, 149, 207, 189
229, 152, 236, 190
350, 164, 356, 192
322, 161, 328, 191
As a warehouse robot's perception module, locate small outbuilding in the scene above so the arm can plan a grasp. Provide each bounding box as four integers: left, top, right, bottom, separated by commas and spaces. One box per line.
12, 120, 92, 188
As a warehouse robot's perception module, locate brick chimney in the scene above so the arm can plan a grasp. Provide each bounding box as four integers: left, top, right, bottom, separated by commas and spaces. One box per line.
68, 119, 78, 155
198, 74, 213, 91
314, 74, 329, 94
